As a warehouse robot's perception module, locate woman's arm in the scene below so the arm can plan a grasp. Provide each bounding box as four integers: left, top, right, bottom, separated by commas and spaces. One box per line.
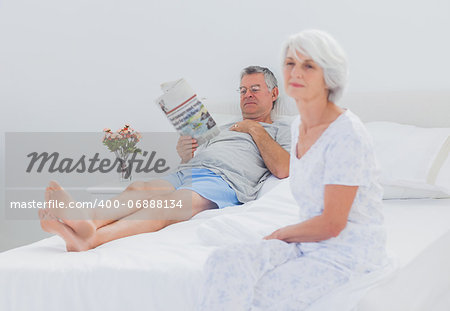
264, 185, 358, 242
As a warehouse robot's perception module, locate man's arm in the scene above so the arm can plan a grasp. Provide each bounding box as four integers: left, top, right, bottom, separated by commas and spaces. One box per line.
230, 120, 289, 178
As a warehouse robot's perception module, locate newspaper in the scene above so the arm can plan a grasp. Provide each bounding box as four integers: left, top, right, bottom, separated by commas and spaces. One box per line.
155, 78, 220, 145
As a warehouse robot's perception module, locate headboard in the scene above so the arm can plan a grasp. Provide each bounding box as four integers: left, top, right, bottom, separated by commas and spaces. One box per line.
340, 91, 450, 128
206, 90, 450, 128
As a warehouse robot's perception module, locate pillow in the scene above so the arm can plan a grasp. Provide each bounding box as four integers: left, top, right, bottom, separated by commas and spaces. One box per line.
205, 94, 298, 128
256, 175, 286, 199
365, 121, 450, 198
211, 112, 296, 127
211, 113, 240, 126
382, 185, 449, 200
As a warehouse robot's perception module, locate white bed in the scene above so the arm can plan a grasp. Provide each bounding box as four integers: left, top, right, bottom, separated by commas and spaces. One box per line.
357, 198, 450, 311
1, 91, 449, 310
0, 178, 449, 310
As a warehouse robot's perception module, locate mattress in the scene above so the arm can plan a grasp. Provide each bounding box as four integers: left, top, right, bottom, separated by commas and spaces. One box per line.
356, 198, 450, 311
0, 179, 449, 311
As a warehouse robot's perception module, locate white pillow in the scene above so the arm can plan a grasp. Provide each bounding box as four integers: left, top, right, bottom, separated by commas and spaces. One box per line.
365, 121, 450, 198
211, 112, 296, 127
211, 113, 240, 126
382, 185, 449, 199
256, 175, 286, 199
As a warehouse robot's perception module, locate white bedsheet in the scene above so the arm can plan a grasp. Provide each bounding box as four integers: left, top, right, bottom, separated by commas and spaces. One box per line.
1, 179, 449, 311
356, 198, 450, 311
0, 179, 299, 311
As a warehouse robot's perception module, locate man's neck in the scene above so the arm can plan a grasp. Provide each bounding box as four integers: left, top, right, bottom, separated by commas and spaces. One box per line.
243, 114, 273, 124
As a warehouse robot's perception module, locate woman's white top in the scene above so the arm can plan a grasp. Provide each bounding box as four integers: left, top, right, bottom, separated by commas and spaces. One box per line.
289, 110, 388, 271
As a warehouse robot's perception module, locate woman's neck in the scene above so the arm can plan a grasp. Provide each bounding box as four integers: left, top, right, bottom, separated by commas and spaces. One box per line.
296, 97, 343, 131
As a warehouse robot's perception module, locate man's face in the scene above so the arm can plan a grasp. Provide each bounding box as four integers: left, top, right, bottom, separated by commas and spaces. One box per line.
239, 73, 277, 121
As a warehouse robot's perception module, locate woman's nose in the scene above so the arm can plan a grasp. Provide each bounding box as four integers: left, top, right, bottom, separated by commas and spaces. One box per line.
291, 66, 302, 78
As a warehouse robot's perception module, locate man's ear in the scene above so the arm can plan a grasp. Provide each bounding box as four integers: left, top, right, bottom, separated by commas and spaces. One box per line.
271, 87, 279, 109
271, 87, 279, 100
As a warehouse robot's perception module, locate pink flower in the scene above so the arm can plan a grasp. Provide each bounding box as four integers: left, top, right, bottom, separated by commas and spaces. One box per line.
103, 124, 141, 154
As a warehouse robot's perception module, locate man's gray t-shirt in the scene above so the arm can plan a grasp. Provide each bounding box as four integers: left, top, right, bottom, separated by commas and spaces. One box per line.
178, 120, 291, 203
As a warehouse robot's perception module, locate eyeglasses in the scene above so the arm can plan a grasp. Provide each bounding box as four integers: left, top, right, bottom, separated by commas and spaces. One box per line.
237, 85, 262, 96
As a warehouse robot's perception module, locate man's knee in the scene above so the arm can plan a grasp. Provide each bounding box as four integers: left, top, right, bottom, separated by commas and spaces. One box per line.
125, 180, 175, 193
125, 181, 148, 191
171, 189, 216, 217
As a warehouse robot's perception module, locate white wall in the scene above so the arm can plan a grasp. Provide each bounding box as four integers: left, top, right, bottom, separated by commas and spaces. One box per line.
1, 0, 449, 251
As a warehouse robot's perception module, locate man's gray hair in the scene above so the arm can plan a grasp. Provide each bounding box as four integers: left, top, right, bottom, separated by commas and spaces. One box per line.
282, 29, 348, 103
240, 66, 279, 107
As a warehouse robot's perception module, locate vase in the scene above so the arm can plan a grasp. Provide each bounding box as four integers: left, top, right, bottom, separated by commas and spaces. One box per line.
118, 159, 132, 182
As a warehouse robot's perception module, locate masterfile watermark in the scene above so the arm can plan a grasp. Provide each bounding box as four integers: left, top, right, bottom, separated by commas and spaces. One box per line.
4, 132, 186, 220
26, 150, 170, 176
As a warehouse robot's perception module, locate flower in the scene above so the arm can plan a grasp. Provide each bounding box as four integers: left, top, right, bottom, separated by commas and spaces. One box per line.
102, 124, 142, 158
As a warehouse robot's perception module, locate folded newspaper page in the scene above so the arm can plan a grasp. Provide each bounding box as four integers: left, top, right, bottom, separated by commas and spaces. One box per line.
155, 78, 220, 145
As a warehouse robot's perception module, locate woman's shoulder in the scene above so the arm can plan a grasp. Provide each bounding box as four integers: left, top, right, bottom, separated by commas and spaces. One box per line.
328, 110, 374, 151
334, 110, 369, 137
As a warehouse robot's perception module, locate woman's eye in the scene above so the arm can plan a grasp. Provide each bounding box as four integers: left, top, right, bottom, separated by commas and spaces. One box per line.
304, 64, 314, 69
285, 62, 294, 67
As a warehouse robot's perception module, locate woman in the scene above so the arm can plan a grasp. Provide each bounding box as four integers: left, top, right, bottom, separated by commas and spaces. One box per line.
200, 30, 389, 310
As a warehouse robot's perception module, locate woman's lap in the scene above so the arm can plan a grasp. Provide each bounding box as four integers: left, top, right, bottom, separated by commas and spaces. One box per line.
252, 251, 351, 310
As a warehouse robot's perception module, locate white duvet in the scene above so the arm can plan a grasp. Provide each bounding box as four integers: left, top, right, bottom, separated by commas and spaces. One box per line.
0, 178, 393, 311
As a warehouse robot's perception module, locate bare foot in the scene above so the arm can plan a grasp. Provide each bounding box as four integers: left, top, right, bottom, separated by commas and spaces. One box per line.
45, 180, 96, 239
38, 209, 96, 252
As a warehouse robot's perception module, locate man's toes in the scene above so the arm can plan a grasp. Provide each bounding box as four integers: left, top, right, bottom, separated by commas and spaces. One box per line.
44, 186, 54, 202
39, 209, 52, 220
49, 180, 63, 191
38, 209, 45, 219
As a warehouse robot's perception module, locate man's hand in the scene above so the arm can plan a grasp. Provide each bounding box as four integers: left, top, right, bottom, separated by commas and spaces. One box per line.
230, 120, 290, 178
176, 136, 198, 164
229, 120, 263, 134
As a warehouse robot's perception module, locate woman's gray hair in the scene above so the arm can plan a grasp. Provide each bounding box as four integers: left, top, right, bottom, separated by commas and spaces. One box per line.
240, 66, 279, 107
282, 30, 348, 103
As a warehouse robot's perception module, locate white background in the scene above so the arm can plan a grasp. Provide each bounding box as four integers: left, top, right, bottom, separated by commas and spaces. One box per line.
1, 0, 449, 251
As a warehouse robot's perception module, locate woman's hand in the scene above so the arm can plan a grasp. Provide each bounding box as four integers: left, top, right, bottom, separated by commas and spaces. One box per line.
264, 229, 283, 240
264, 185, 358, 243
176, 136, 198, 164
264, 224, 298, 241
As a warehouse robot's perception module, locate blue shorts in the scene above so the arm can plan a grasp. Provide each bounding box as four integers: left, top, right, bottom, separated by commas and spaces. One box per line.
161, 168, 241, 209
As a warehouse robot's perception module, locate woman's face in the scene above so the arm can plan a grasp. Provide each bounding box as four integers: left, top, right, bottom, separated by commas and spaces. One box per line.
283, 48, 328, 102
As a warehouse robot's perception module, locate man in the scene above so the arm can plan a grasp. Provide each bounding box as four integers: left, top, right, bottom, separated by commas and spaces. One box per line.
39, 66, 291, 251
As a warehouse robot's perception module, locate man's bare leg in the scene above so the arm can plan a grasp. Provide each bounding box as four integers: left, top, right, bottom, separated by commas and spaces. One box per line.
40, 189, 215, 251
91, 179, 176, 229
41, 180, 175, 237
90, 189, 215, 249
